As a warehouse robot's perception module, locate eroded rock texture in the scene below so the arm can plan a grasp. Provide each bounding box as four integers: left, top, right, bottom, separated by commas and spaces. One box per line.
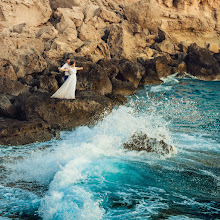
124, 132, 177, 157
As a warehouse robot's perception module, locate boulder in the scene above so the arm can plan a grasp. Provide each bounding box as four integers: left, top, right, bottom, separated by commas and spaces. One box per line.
117, 60, 145, 88
83, 4, 100, 24
88, 66, 112, 95
0, 95, 17, 118
186, 43, 220, 80
156, 39, 177, 55
78, 23, 101, 41
12, 48, 47, 78
97, 7, 121, 23
123, 132, 176, 157
141, 55, 171, 81
141, 69, 162, 85
54, 7, 84, 31
0, 63, 17, 80
177, 61, 187, 73
124, 0, 161, 31
0, 77, 29, 96
36, 26, 58, 40
12, 23, 26, 34
111, 78, 137, 95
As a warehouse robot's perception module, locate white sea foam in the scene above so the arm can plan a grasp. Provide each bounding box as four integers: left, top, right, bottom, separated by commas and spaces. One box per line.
160, 73, 179, 83
150, 85, 172, 93
0, 185, 40, 217
1, 102, 177, 219
168, 216, 201, 220
2, 82, 219, 219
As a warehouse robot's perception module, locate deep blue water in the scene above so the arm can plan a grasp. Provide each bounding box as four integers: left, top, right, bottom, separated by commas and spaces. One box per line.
0, 76, 219, 220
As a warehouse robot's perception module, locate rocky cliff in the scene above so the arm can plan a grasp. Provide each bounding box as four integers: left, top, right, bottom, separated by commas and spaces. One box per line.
0, 0, 220, 145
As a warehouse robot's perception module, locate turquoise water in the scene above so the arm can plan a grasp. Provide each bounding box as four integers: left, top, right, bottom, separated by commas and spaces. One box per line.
0, 76, 219, 219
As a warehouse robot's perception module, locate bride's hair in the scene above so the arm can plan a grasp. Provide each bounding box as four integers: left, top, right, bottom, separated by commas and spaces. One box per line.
70, 61, 75, 65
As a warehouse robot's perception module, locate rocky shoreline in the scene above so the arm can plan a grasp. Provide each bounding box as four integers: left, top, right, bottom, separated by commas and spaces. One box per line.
0, 0, 220, 146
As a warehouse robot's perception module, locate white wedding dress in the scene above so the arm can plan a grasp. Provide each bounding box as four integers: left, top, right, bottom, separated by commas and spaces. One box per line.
51, 67, 77, 99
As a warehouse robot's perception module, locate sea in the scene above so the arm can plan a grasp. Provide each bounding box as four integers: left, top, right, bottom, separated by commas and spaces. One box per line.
0, 74, 219, 220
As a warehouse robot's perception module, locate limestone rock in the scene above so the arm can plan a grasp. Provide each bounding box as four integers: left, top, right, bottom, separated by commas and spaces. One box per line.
83, 4, 100, 23
88, 66, 112, 95
111, 78, 137, 96
156, 39, 177, 55
0, 118, 53, 146
0, 95, 17, 118
141, 69, 163, 85
207, 43, 220, 54
13, 49, 47, 78
50, 0, 88, 10
0, 63, 17, 80
97, 7, 121, 23
38, 75, 59, 93
54, 7, 84, 32
117, 59, 145, 88
124, 0, 161, 31
0, 0, 52, 27
12, 23, 26, 34
124, 131, 176, 157
186, 43, 220, 80
178, 61, 187, 73
16, 91, 114, 129
0, 77, 29, 96
78, 23, 102, 41
36, 26, 58, 40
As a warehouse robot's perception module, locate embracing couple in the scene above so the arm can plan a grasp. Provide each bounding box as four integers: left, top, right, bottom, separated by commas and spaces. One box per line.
51, 58, 83, 99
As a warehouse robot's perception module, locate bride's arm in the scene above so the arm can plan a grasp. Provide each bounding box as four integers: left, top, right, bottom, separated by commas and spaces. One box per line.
76, 67, 83, 70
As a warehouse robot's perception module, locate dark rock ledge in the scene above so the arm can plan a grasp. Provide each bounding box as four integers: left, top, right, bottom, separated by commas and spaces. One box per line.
0, 91, 117, 146
0, 43, 220, 146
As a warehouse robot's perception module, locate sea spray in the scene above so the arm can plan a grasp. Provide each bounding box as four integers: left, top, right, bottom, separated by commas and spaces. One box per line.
1, 78, 219, 219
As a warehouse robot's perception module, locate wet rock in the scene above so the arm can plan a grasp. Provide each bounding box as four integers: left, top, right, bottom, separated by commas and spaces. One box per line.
15, 91, 114, 130
186, 43, 220, 80
141, 69, 163, 85
177, 61, 187, 73
124, 132, 176, 156
140, 55, 171, 84
111, 78, 137, 95
0, 118, 53, 146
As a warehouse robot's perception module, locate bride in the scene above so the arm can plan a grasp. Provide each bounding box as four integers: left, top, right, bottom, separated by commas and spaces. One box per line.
51, 61, 83, 99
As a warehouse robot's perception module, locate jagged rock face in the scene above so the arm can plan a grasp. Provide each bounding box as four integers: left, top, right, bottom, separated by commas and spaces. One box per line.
124, 132, 177, 157
0, 0, 52, 27
160, 0, 220, 47
0, 0, 219, 81
186, 43, 220, 80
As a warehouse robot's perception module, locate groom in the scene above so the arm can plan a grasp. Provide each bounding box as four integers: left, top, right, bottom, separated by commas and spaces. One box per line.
58, 58, 71, 81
